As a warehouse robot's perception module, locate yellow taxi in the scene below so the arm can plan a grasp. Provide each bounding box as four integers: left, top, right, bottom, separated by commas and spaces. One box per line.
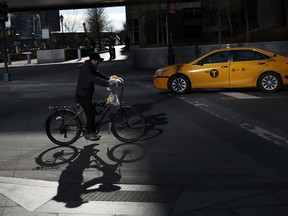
153, 47, 288, 93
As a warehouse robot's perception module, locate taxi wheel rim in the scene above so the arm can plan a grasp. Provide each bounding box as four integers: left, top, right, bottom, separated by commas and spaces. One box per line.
172, 78, 187, 92
262, 75, 278, 90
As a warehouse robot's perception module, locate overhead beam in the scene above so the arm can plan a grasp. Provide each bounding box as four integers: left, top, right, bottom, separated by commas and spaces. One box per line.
7, 0, 129, 11
7, 0, 171, 12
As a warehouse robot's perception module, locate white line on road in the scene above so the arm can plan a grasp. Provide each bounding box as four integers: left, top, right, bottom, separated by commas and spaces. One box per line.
220, 92, 261, 99
240, 123, 288, 147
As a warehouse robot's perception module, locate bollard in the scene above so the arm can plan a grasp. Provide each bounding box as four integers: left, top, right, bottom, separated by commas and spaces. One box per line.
27, 53, 31, 64
110, 47, 116, 59
7, 54, 11, 65
77, 48, 82, 61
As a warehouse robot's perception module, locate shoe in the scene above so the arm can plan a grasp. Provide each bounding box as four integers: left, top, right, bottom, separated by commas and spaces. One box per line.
85, 133, 101, 141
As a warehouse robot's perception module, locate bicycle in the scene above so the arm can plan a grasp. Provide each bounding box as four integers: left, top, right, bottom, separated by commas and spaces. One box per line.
45, 77, 146, 146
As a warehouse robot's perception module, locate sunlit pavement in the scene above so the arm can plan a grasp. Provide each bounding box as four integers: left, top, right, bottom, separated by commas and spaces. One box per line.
0, 45, 128, 68
1, 46, 288, 215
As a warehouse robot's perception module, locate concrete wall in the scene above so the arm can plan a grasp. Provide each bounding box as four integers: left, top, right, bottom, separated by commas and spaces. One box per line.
132, 41, 288, 70
132, 46, 199, 70
37, 49, 65, 64
37, 48, 91, 64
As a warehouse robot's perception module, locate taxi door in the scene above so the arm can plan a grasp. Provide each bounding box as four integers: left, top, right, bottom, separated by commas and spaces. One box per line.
229, 50, 268, 87
190, 51, 230, 88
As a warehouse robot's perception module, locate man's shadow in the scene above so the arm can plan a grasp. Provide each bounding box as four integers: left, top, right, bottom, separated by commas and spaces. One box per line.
52, 143, 127, 208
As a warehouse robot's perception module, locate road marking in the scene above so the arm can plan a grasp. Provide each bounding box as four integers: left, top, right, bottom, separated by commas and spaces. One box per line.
220, 92, 261, 99
241, 123, 288, 148
179, 96, 288, 149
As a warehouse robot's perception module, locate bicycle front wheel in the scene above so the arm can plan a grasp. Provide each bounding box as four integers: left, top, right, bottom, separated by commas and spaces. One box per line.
45, 110, 82, 146
111, 107, 146, 143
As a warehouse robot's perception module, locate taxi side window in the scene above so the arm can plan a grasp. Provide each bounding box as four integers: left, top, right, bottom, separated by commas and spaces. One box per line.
201, 51, 230, 64
233, 50, 269, 62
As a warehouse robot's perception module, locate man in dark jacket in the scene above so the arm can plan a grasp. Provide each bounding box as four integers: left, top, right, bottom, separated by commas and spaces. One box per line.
75, 52, 110, 141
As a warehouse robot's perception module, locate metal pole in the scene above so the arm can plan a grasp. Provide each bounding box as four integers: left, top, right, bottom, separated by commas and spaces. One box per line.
166, 0, 175, 65
59, 15, 64, 49
2, 18, 10, 81
61, 21, 64, 48
83, 22, 87, 48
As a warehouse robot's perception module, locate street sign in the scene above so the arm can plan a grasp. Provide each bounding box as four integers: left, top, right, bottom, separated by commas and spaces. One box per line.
170, 7, 176, 14
42, 29, 50, 39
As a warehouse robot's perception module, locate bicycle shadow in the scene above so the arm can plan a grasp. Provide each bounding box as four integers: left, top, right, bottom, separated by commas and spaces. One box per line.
131, 100, 169, 141
35, 143, 145, 208
142, 113, 168, 141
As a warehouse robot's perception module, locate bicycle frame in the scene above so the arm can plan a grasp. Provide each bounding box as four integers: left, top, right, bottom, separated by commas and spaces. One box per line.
49, 85, 125, 135
92, 85, 125, 133
46, 84, 146, 145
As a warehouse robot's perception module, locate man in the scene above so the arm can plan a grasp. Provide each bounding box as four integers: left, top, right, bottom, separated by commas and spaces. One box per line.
75, 52, 110, 141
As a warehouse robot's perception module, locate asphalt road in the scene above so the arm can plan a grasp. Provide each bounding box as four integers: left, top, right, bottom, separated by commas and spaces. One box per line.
1, 58, 288, 215
1, 59, 288, 183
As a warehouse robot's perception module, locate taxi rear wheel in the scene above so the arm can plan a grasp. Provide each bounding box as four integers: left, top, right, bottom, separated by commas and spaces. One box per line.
257, 72, 282, 93
168, 75, 191, 94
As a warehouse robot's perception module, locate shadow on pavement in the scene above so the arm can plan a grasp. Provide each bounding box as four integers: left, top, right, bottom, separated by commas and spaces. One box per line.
35, 143, 145, 208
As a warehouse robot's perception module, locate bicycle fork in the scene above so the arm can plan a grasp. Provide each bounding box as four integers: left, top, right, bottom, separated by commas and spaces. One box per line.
53, 111, 68, 138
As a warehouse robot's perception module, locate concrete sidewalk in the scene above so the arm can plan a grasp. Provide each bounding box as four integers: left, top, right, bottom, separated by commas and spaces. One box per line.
1, 175, 288, 216
1, 46, 288, 216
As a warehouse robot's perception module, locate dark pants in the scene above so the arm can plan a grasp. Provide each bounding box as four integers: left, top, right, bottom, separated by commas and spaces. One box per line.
75, 96, 96, 133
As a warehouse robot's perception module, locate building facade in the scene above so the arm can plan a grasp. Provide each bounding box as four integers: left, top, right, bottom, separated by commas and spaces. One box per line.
126, 0, 287, 46
3, 10, 60, 53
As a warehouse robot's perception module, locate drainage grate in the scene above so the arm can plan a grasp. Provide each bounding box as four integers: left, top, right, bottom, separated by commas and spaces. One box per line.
57, 188, 180, 203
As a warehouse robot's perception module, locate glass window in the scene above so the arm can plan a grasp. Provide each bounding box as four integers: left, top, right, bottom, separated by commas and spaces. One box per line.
201, 51, 230, 64
128, 18, 139, 44
232, 50, 270, 62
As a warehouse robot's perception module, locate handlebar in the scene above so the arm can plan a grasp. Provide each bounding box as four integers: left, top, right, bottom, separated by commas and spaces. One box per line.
107, 75, 124, 91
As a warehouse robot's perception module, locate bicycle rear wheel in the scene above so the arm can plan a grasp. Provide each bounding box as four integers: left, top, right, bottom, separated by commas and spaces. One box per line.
45, 110, 82, 146
111, 107, 146, 143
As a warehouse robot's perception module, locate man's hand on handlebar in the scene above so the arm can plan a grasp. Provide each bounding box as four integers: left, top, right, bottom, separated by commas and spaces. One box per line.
107, 75, 124, 91
108, 75, 124, 86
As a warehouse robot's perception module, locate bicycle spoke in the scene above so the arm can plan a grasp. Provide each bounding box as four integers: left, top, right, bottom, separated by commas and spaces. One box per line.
111, 107, 146, 142
46, 110, 82, 145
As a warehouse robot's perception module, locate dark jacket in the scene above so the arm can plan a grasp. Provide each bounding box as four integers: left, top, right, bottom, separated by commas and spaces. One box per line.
75, 60, 109, 99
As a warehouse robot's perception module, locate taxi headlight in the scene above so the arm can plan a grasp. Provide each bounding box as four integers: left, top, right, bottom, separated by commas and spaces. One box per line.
154, 69, 168, 77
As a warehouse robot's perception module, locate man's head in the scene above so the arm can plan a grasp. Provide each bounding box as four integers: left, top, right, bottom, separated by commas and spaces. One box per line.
89, 52, 104, 65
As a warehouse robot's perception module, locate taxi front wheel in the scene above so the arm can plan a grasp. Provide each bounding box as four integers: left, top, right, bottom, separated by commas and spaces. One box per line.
257, 72, 282, 93
168, 75, 191, 94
